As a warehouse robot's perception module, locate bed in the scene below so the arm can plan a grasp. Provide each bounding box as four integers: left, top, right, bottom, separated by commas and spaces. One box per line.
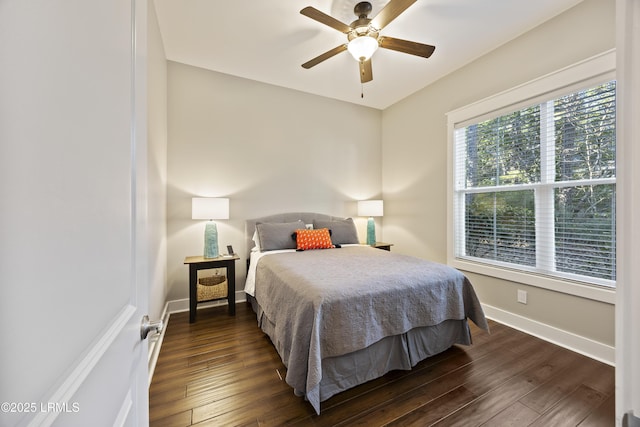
244, 212, 488, 414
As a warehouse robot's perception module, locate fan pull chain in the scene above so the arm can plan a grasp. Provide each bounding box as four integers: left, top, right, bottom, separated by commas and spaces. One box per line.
361, 83, 364, 98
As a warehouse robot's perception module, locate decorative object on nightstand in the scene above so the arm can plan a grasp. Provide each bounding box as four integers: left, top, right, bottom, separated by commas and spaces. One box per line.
358, 199, 383, 245
192, 197, 229, 259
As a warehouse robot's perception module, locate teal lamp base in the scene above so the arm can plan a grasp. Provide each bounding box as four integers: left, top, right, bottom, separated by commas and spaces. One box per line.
366, 217, 376, 246
203, 221, 219, 258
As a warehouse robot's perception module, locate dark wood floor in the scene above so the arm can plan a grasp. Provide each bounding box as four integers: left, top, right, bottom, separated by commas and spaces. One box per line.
149, 303, 615, 426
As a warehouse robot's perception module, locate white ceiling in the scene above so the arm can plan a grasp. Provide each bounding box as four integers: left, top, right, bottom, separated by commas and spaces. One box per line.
154, 0, 582, 110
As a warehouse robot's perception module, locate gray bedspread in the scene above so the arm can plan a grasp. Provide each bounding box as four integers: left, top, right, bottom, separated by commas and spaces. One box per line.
254, 245, 488, 414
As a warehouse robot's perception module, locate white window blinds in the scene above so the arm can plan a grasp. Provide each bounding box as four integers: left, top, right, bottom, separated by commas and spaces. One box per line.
453, 81, 616, 287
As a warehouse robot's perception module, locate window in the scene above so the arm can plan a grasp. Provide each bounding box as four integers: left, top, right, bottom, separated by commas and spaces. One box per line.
447, 51, 616, 299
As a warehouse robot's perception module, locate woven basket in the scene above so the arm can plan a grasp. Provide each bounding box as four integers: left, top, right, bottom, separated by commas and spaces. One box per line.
197, 275, 227, 301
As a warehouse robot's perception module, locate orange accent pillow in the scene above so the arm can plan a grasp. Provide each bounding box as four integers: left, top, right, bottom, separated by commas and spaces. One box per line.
295, 228, 334, 251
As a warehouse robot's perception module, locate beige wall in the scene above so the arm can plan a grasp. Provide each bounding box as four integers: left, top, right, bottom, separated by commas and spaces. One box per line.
381, 0, 616, 349
147, 0, 168, 321
166, 62, 382, 301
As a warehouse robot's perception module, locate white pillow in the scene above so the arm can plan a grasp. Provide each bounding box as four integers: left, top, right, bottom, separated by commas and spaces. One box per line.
252, 229, 260, 251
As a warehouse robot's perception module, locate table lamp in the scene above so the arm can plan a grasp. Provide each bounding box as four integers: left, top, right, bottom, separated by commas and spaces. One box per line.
358, 200, 383, 246
192, 198, 229, 258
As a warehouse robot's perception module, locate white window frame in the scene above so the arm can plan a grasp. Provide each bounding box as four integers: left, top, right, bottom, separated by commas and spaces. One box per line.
446, 49, 616, 304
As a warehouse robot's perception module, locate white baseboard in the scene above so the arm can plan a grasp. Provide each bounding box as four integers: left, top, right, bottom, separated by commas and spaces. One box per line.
147, 303, 171, 386
481, 303, 615, 366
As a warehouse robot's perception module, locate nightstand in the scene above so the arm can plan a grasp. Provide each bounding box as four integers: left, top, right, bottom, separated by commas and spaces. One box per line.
184, 255, 239, 323
373, 242, 393, 251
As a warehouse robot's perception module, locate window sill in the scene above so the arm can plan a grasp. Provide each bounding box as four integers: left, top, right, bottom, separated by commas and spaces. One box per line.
450, 257, 615, 304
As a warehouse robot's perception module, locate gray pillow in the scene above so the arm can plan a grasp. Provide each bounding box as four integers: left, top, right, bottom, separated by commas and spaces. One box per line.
256, 220, 306, 251
313, 218, 359, 244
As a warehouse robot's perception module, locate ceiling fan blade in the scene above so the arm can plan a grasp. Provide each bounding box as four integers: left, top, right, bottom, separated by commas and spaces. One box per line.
359, 59, 373, 83
370, 0, 417, 30
300, 6, 352, 33
302, 44, 348, 69
379, 36, 435, 58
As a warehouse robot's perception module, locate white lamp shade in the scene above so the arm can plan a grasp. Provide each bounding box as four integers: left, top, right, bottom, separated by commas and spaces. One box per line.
192, 198, 229, 220
347, 36, 379, 62
358, 200, 384, 217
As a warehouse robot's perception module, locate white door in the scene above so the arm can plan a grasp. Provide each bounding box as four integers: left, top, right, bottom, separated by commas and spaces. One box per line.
0, 1, 150, 426
616, 0, 640, 425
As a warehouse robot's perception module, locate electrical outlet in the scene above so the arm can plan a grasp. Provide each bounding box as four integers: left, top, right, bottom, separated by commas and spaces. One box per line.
517, 289, 528, 304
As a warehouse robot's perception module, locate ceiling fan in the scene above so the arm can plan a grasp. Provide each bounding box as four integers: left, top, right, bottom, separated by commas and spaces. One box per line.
300, 0, 435, 84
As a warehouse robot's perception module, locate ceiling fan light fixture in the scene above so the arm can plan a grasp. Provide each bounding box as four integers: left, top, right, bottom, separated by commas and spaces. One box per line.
300, 1, 436, 84
347, 35, 379, 62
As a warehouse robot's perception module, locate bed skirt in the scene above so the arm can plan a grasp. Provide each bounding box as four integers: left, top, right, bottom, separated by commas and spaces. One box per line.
248, 295, 473, 410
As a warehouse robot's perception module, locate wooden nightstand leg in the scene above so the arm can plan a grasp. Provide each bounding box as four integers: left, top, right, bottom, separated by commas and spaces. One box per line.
189, 265, 198, 323
227, 262, 236, 315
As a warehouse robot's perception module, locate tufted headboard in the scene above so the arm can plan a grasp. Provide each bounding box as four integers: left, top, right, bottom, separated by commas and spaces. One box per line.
244, 212, 344, 258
